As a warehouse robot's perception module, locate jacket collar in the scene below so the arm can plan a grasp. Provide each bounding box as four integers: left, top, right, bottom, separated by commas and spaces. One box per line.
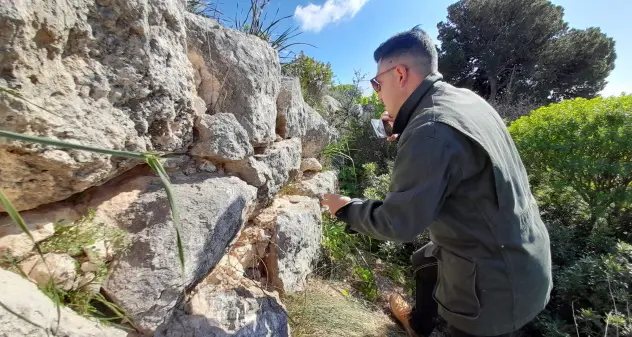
392, 73, 444, 135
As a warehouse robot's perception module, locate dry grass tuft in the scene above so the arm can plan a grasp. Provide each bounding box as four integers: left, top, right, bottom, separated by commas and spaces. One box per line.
283, 278, 408, 337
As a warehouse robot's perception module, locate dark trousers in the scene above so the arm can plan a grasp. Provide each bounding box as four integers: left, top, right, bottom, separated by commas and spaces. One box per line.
408, 254, 511, 337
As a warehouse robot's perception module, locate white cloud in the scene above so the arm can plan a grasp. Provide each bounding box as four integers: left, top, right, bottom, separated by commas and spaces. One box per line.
294, 0, 368, 33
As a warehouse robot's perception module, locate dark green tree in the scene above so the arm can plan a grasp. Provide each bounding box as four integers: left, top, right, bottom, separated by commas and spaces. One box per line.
437, 0, 616, 103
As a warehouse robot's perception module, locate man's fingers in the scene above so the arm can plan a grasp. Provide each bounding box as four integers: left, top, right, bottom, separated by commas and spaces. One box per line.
386, 134, 399, 142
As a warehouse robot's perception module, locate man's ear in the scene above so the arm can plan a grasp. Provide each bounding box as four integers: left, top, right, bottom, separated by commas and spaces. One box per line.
396, 65, 408, 87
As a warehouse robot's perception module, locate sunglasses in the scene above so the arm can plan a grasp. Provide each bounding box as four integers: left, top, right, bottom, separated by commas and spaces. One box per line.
370, 64, 407, 92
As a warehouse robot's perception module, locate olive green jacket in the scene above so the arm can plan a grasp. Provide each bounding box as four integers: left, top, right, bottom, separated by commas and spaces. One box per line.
336, 74, 553, 335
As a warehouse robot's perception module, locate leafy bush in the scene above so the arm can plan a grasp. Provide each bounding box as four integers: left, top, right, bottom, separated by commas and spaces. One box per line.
508, 95, 632, 236
361, 162, 392, 200
354, 266, 378, 301
549, 242, 632, 336
359, 92, 386, 119
282, 52, 334, 108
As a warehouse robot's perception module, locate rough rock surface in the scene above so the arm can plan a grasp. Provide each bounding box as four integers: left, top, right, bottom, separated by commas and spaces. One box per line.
321, 95, 342, 113
276, 77, 338, 157
0, 204, 79, 259
300, 158, 323, 172
293, 171, 338, 199
0, 269, 127, 337
0, 0, 196, 211
19, 253, 77, 291
255, 196, 322, 293
186, 13, 280, 146
226, 138, 301, 200
97, 172, 257, 333
155, 255, 290, 337
191, 113, 253, 161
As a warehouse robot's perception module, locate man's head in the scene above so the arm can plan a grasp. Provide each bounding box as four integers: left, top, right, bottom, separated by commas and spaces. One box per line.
371, 26, 438, 118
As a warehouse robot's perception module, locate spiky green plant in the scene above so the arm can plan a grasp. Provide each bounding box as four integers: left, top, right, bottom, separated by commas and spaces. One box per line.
232, 0, 315, 61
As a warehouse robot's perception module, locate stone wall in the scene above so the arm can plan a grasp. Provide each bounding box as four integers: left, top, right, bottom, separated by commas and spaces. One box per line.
0, 1, 339, 336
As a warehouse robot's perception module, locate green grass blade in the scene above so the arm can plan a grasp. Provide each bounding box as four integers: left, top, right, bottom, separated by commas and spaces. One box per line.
145, 156, 185, 275
0, 130, 145, 159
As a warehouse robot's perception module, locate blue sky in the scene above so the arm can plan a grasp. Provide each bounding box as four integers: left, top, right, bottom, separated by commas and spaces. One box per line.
216, 0, 631, 97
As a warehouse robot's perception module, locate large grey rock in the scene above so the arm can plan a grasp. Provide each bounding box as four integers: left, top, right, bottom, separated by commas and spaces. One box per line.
98, 172, 257, 333
300, 158, 323, 172
303, 104, 338, 158
255, 196, 322, 293
321, 95, 342, 113
191, 113, 253, 162
0, 0, 196, 211
186, 13, 281, 146
276, 77, 338, 157
0, 269, 127, 337
293, 171, 338, 199
155, 278, 289, 337
226, 138, 301, 200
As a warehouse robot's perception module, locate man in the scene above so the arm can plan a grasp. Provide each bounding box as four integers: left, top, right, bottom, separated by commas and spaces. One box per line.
322, 26, 552, 337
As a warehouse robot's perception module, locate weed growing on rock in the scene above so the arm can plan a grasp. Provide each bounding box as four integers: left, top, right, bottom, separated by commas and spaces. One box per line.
40, 209, 129, 258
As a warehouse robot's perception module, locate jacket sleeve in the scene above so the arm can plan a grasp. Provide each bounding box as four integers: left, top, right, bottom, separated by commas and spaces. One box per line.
335, 126, 461, 242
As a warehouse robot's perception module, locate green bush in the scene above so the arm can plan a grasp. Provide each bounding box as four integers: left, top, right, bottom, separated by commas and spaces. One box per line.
282, 51, 334, 108
361, 162, 392, 200
552, 242, 632, 336
508, 95, 632, 236
359, 92, 386, 119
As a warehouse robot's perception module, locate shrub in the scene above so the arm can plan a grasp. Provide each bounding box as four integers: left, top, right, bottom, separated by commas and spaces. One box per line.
282, 52, 334, 108
553, 241, 632, 336
186, 1, 312, 61
360, 92, 386, 119
508, 95, 632, 236
361, 162, 392, 200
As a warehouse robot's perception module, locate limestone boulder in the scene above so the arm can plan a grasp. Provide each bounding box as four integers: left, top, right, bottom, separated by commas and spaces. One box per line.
293, 171, 338, 200
155, 256, 289, 337
155, 284, 289, 337
321, 95, 342, 113
226, 138, 302, 201
0, 269, 127, 337
186, 13, 281, 146
93, 171, 257, 333
276, 77, 338, 157
300, 158, 323, 172
255, 196, 322, 293
191, 113, 253, 162
0, 0, 196, 211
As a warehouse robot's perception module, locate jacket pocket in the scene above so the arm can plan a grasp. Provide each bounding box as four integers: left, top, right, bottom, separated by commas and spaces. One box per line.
432, 247, 481, 320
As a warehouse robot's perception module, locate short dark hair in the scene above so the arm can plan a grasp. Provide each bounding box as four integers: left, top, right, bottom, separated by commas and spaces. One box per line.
373, 25, 438, 76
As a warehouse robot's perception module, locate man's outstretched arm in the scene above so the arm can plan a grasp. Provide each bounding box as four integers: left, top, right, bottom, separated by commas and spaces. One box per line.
330, 123, 462, 242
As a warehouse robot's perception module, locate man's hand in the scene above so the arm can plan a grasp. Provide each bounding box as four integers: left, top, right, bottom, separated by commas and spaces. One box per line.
322, 194, 352, 216
381, 111, 399, 142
